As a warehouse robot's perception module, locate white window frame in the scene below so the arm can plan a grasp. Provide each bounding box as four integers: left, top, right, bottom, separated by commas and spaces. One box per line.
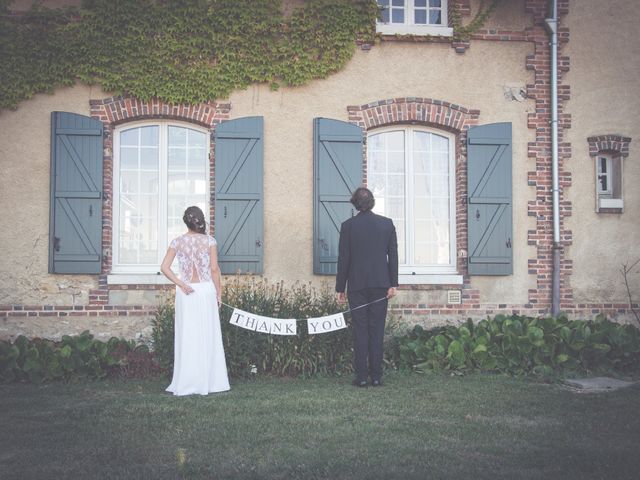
367, 126, 458, 278
376, 0, 453, 37
111, 120, 210, 275
596, 155, 612, 196
595, 153, 624, 211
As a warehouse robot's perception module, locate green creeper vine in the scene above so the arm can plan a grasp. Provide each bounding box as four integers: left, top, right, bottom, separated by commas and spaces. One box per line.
0, 0, 505, 111
451, 0, 504, 42
0, 0, 379, 110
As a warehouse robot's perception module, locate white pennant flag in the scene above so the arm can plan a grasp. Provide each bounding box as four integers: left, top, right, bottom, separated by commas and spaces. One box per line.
269, 318, 297, 336
229, 308, 297, 335
307, 313, 347, 335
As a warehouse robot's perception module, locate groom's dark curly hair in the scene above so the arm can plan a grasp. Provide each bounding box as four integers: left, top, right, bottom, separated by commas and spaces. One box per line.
350, 187, 375, 212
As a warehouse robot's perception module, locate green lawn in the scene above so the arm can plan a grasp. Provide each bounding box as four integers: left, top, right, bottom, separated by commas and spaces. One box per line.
1, 372, 639, 479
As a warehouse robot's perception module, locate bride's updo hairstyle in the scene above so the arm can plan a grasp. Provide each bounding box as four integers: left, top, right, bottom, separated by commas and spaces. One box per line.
183, 206, 207, 234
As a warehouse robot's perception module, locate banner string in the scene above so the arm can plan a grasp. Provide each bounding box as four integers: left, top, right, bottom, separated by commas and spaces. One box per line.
219, 296, 388, 322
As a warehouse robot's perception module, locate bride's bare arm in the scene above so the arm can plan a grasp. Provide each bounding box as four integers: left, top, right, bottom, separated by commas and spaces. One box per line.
160, 248, 194, 295
210, 245, 223, 305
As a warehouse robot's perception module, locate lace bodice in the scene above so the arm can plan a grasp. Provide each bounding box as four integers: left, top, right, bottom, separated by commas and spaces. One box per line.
169, 234, 218, 283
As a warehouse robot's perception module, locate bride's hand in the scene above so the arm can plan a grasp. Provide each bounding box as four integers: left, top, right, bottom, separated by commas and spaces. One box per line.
179, 283, 194, 295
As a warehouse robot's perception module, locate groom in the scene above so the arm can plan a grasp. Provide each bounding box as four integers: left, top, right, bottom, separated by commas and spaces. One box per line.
336, 187, 398, 387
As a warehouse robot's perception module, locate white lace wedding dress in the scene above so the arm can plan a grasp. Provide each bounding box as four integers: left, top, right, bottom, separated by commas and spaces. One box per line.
166, 233, 230, 396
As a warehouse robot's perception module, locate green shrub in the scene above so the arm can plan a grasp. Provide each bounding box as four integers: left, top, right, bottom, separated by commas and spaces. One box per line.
0, 331, 164, 383
387, 314, 640, 377
153, 279, 354, 378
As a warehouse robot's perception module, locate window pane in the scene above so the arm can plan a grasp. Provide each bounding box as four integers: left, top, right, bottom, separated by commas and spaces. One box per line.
392, 0, 404, 5
188, 129, 207, 148
387, 130, 405, 151
430, 0, 441, 7
392, 8, 405, 23
431, 133, 448, 152
429, 10, 442, 24
140, 147, 158, 170
415, 9, 427, 24
120, 147, 138, 169
188, 147, 208, 171
380, 7, 390, 23
140, 126, 158, 146
415, 0, 426, 6
387, 152, 405, 173
168, 148, 186, 171
168, 126, 186, 146
140, 171, 159, 194
120, 129, 138, 147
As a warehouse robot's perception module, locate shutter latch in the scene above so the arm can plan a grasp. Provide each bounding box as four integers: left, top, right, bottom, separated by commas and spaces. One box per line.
506, 238, 512, 248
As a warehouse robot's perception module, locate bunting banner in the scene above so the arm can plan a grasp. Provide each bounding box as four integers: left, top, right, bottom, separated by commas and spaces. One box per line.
228, 309, 347, 336
225, 296, 386, 336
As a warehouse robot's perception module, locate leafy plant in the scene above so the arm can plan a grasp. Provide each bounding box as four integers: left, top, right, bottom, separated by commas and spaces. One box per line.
0, 331, 164, 383
387, 314, 640, 377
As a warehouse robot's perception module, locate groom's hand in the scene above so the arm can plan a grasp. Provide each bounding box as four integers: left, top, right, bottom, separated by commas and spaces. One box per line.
387, 287, 396, 299
336, 292, 346, 304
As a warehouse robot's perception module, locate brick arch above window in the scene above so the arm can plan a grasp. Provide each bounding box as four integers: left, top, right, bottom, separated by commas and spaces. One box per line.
90, 96, 230, 128
587, 134, 632, 158
347, 97, 480, 133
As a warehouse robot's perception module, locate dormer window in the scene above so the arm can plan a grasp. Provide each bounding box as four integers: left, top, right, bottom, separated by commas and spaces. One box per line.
376, 0, 453, 36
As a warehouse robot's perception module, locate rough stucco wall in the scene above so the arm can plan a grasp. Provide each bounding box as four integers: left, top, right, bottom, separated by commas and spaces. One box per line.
0, 8, 535, 307
475, 0, 531, 31
228, 40, 535, 304
564, 0, 640, 303
0, 84, 108, 305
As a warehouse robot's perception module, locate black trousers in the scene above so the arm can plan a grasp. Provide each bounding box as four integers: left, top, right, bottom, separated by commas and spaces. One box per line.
348, 288, 388, 382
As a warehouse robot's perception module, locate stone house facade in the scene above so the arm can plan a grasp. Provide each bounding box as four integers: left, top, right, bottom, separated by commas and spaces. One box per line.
0, 0, 638, 341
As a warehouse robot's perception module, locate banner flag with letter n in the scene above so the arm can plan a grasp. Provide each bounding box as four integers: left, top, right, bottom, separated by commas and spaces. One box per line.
229, 308, 297, 336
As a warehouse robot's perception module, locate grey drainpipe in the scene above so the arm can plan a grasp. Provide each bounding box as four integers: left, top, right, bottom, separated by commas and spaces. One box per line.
545, 0, 561, 316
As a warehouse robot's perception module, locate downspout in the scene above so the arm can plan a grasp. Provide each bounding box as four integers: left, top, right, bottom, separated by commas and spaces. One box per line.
545, 0, 561, 316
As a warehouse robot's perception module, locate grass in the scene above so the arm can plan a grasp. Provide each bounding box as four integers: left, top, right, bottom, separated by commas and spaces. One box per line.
0, 372, 639, 479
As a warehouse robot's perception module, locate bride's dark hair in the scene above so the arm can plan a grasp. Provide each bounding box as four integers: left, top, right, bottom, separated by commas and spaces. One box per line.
183, 206, 206, 234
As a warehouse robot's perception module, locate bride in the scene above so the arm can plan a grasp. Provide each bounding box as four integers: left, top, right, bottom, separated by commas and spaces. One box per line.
160, 206, 230, 395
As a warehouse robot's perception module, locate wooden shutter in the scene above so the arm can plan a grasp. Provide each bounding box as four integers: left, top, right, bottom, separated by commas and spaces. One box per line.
214, 116, 264, 274
49, 112, 104, 274
313, 118, 363, 275
467, 122, 513, 275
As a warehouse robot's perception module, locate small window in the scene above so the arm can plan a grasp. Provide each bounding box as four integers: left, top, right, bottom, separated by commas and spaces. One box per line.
595, 154, 623, 211
376, 0, 452, 36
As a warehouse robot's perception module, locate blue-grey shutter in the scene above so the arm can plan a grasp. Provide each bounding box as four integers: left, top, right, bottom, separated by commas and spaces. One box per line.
49, 112, 104, 274
467, 122, 513, 275
313, 118, 363, 275
214, 116, 263, 274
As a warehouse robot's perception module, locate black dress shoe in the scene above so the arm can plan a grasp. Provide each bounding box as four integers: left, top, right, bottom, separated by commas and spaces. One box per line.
352, 379, 368, 388
371, 380, 382, 387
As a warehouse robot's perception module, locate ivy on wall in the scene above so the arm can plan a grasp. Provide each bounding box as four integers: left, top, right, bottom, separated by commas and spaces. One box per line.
0, 0, 379, 110
0, 0, 505, 111
450, 0, 504, 41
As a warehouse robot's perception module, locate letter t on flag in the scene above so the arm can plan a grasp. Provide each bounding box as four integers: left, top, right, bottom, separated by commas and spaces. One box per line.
307, 313, 346, 335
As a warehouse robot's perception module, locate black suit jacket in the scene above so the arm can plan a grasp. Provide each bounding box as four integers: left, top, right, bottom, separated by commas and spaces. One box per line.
335, 210, 399, 293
